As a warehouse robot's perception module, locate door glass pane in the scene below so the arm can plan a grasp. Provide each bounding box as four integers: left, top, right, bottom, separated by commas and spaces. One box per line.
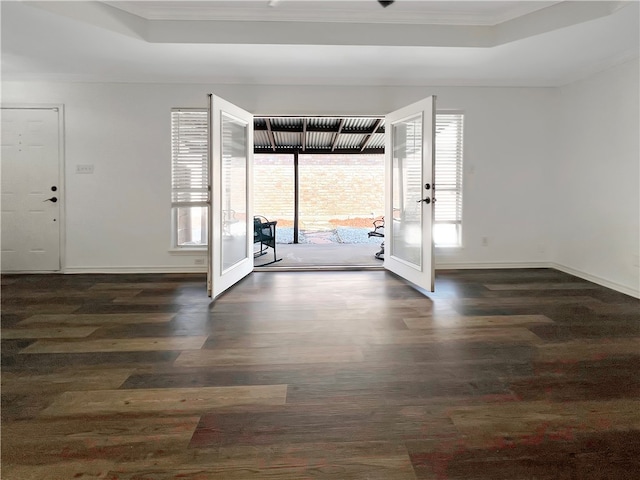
391, 114, 422, 267
221, 113, 248, 271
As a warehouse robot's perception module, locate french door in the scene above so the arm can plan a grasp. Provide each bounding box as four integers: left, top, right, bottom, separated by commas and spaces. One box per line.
384, 96, 436, 292
206, 94, 435, 298
207, 95, 254, 298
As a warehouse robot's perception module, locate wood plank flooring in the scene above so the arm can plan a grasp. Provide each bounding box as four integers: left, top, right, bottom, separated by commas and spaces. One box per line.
2, 269, 639, 479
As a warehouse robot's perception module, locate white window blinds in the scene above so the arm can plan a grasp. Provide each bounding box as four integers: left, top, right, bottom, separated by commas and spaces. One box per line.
171, 109, 208, 207
434, 113, 464, 245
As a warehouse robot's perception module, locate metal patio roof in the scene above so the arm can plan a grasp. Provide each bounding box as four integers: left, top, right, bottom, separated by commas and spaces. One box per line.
254, 117, 385, 155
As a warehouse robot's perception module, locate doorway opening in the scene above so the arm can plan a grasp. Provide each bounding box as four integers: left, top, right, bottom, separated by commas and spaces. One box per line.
206, 94, 437, 298
252, 116, 386, 269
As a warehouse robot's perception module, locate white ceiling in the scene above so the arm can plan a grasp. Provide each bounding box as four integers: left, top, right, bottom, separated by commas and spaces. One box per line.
105, 1, 561, 25
1, 1, 638, 87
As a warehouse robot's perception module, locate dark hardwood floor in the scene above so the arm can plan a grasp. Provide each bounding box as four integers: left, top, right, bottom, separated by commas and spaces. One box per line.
1, 269, 639, 479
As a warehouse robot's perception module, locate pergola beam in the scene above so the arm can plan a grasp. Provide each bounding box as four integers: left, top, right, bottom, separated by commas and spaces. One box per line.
265, 118, 277, 152
253, 117, 387, 153
359, 119, 384, 152
331, 119, 345, 152
254, 147, 384, 155
255, 124, 384, 135
301, 118, 307, 152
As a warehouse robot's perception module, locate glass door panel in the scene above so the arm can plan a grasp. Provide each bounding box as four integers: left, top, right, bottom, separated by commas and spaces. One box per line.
391, 114, 423, 267
208, 95, 253, 298
221, 113, 248, 271
385, 96, 436, 292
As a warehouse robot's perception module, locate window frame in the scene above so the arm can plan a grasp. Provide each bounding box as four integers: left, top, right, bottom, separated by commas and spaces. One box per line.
434, 110, 464, 248
170, 108, 209, 250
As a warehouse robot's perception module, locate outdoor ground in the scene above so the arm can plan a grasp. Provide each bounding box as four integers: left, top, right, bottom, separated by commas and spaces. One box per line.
273, 217, 383, 245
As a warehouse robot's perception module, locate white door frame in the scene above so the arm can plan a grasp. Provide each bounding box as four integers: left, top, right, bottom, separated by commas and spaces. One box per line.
1, 104, 66, 272
257, 106, 434, 288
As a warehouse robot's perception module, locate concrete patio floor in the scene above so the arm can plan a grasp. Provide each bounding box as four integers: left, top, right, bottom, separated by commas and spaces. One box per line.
254, 242, 384, 269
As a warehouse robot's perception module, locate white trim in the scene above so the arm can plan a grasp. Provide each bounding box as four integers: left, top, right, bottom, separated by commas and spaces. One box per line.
104, 1, 558, 26
64, 266, 207, 274
434, 260, 640, 298
435, 261, 551, 270
59, 262, 639, 298
550, 263, 639, 299
57, 105, 66, 272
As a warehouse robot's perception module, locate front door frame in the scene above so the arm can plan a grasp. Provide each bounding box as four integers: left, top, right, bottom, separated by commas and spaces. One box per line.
1, 104, 66, 272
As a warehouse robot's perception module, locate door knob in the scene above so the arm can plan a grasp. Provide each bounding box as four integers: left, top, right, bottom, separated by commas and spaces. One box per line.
417, 198, 431, 204
44, 196, 58, 203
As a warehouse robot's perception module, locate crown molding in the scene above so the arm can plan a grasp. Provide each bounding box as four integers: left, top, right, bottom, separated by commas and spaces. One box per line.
103, 1, 560, 26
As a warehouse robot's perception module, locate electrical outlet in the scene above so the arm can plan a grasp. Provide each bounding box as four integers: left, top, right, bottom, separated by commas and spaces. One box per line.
76, 164, 94, 174
194, 258, 205, 265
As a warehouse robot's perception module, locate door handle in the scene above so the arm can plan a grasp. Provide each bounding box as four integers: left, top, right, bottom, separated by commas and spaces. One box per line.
44, 196, 58, 203
417, 198, 431, 204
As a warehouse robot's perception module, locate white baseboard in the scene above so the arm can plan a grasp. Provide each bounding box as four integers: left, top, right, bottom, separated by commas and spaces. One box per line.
435, 260, 639, 298
61, 262, 639, 298
550, 263, 640, 299
64, 266, 207, 274
435, 261, 551, 270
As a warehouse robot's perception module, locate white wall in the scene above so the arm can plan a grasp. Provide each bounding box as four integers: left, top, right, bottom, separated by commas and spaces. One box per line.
552, 58, 640, 297
0, 81, 557, 273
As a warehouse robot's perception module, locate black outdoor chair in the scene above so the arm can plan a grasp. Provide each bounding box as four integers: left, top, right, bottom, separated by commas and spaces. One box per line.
254, 216, 281, 265
368, 216, 385, 260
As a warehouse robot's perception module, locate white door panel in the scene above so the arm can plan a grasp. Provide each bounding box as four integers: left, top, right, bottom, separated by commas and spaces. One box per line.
1, 108, 61, 272
207, 95, 254, 298
384, 96, 436, 292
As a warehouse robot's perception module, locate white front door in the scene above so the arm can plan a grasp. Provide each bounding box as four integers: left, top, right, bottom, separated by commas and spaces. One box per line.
1, 108, 61, 272
207, 95, 254, 298
384, 96, 436, 292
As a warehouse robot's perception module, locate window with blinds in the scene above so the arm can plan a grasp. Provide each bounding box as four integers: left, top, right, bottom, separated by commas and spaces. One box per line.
171, 108, 208, 247
434, 113, 464, 247
170, 110, 463, 248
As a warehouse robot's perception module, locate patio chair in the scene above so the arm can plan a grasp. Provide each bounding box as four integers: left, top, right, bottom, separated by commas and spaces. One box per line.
254, 216, 282, 265
368, 216, 385, 260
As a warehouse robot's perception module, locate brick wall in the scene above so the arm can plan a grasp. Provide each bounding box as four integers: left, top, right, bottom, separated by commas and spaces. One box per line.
253, 155, 295, 221
254, 153, 385, 227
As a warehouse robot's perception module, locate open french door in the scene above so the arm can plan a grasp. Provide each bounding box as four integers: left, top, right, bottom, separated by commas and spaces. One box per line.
384, 96, 436, 292
207, 94, 254, 298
